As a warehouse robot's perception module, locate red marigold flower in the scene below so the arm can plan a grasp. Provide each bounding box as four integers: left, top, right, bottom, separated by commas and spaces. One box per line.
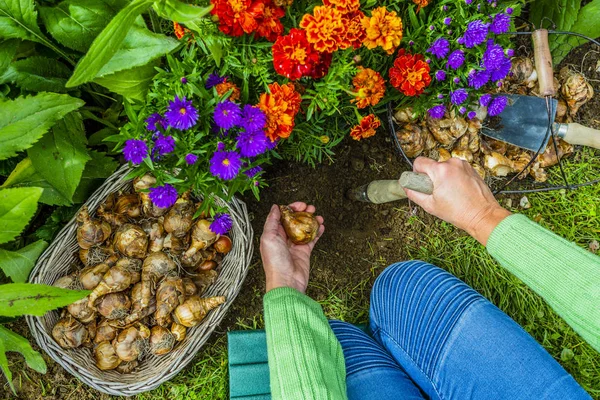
256, 0, 285, 41
258, 83, 302, 141
323, 0, 360, 14
216, 79, 242, 101
389, 49, 432, 97
300, 6, 346, 53
341, 11, 366, 50
272, 29, 321, 80
362, 7, 403, 54
173, 22, 186, 39
352, 67, 386, 108
350, 114, 380, 141
413, 0, 429, 12
210, 0, 264, 37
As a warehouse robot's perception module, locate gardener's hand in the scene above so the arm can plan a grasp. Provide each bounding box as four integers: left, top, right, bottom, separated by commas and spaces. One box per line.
260, 203, 325, 294
404, 157, 511, 246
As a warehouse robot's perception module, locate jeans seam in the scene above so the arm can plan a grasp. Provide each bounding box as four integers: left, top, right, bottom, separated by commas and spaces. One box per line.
377, 327, 445, 400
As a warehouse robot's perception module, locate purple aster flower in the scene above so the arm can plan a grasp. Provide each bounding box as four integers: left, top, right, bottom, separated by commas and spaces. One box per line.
490, 13, 511, 34
480, 93, 492, 107
450, 88, 468, 105
444, 17, 452, 25
214, 100, 242, 130
437, 94, 444, 99
463, 20, 489, 48
427, 38, 450, 59
468, 69, 491, 89
165, 96, 198, 130
409, 40, 415, 46
209, 149, 242, 180
482, 40, 505, 70
149, 184, 178, 208
467, 111, 477, 119
435, 70, 446, 81
181, 77, 188, 84
210, 213, 233, 235
429, 25, 435, 31
488, 96, 508, 116
153, 134, 175, 159
459, 106, 467, 114
426, 58, 431, 64
123, 139, 148, 165
477, 3, 481, 11
457, 37, 465, 45
244, 166, 263, 178
465, 0, 472, 4
490, 57, 512, 81
266, 138, 279, 150
453, 76, 461, 84
506, 48, 515, 57
241, 105, 266, 133
237, 130, 268, 157
506, 7, 514, 14
206, 72, 225, 89
185, 153, 198, 165
447, 30, 453, 35
145, 113, 166, 132
428, 105, 446, 119
447, 50, 465, 69
443, 5, 448, 11
492, 1, 497, 7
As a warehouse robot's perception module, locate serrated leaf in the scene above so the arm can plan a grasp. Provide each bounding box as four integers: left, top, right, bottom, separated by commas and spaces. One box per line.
94, 61, 157, 101
0, 283, 89, 317
66, 0, 154, 87
0, 39, 17, 79
152, 0, 213, 33
0, 337, 13, 393
3, 56, 71, 92
0, 187, 42, 244
0, 92, 85, 160
1, 158, 71, 206
0, 0, 47, 43
0, 326, 46, 374
552, 0, 600, 64
27, 112, 90, 202
530, 0, 581, 31
39, 0, 114, 53
71, 150, 119, 203
96, 26, 179, 77
0, 240, 47, 283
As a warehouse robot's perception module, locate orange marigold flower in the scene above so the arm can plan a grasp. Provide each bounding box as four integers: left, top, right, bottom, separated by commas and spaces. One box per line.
352, 67, 386, 108
300, 6, 346, 53
216, 79, 241, 101
323, 0, 360, 14
210, 0, 264, 37
412, 0, 429, 12
389, 49, 431, 97
256, 0, 286, 41
258, 83, 302, 141
350, 114, 380, 141
173, 22, 186, 39
342, 11, 367, 50
361, 7, 403, 55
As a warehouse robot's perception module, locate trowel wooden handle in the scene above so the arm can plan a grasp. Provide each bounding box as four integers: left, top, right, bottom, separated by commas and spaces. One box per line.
355, 172, 434, 204
562, 123, 600, 150
399, 172, 434, 194
532, 29, 556, 97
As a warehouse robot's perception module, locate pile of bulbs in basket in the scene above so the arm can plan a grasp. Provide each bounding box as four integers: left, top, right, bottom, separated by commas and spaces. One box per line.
394, 58, 594, 182
51, 174, 230, 373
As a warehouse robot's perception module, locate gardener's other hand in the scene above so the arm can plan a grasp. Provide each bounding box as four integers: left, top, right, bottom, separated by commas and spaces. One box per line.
405, 157, 511, 246
260, 203, 325, 294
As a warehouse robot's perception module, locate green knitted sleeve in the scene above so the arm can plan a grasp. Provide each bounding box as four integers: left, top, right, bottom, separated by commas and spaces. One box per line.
487, 214, 600, 352
263, 287, 348, 400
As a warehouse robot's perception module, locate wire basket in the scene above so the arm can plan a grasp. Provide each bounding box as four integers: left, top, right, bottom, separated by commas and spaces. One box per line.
25, 165, 254, 396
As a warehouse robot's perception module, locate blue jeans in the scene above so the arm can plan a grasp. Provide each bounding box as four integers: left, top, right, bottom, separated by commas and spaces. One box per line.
329, 261, 590, 399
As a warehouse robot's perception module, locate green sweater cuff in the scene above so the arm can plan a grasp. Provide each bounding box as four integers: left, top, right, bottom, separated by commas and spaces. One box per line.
487, 214, 600, 352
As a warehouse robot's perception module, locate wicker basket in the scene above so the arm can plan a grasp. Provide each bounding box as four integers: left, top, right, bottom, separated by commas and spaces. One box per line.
26, 165, 254, 396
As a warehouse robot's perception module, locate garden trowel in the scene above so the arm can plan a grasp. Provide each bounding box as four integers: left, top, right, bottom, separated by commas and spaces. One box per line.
481, 94, 600, 152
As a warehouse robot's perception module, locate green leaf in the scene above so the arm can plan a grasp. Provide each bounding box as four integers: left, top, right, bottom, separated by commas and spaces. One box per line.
0, 39, 17, 78
39, 0, 114, 53
152, 0, 213, 33
530, 0, 581, 31
27, 112, 90, 202
94, 60, 158, 101
0, 0, 47, 43
551, 0, 600, 64
88, 127, 118, 146
1, 158, 71, 206
0, 92, 85, 160
66, 0, 154, 87
0, 336, 13, 393
0, 326, 46, 373
3, 56, 71, 92
0, 240, 47, 283
0, 187, 42, 244
71, 150, 119, 203
96, 26, 179, 78
0, 283, 89, 317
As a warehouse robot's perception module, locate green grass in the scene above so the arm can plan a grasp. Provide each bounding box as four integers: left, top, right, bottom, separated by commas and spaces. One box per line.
137, 149, 600, 399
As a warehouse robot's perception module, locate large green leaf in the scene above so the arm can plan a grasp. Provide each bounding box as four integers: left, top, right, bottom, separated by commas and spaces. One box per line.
96, 26, 179, 77
0, 240, 47, 283
94, 61, 157, 101
0, 336, 11, 392
0, 39, 17, 78
2, 56, 71, 92
552, 0, 600, 64
0, 187, 42, 244
152, 0, 213, 33
1, 158, 71, 205
530, 0, 581, 31
0, 0, 46, 43
66, 0, 154, 87
39, 0, 114, 53
0, 283, 89, 317
0, 93, 85, 160
27, 112, 90, 202
0, 325, 46, 393
71, 150, 119, 203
